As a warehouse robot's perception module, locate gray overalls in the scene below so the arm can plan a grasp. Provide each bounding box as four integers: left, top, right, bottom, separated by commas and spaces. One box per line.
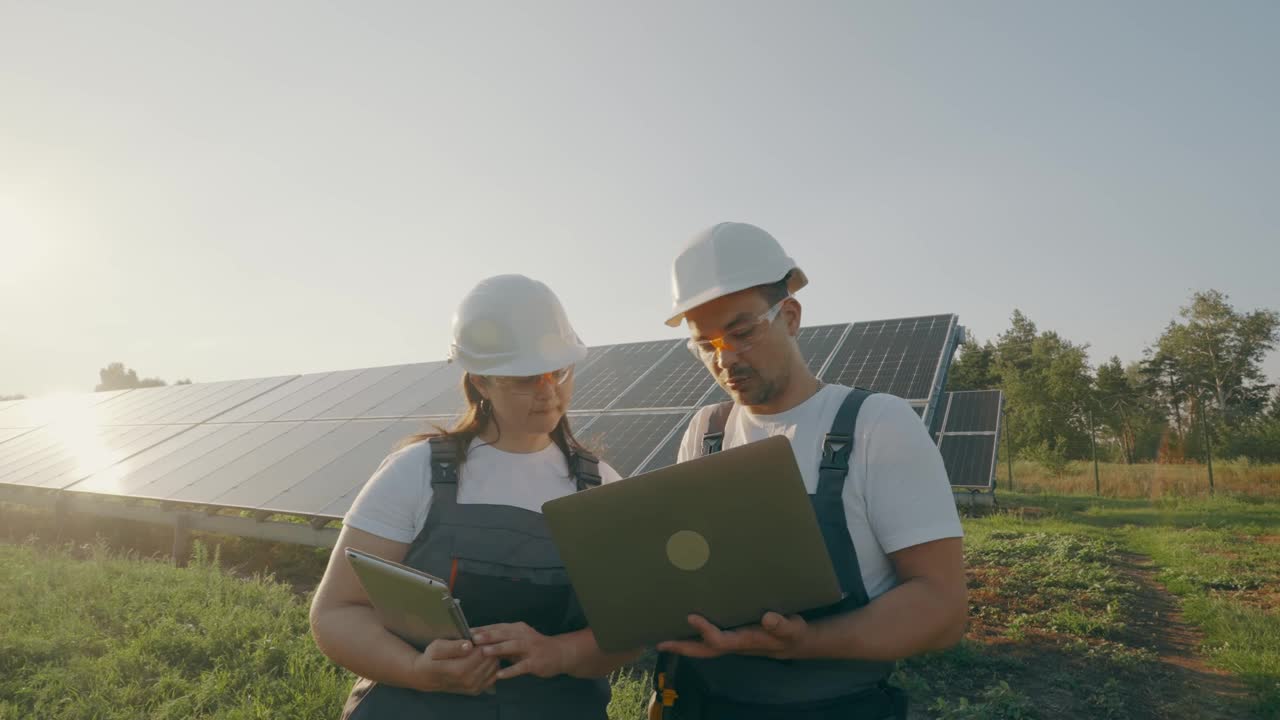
342, 437, 610, 719
655, 388, 909, 720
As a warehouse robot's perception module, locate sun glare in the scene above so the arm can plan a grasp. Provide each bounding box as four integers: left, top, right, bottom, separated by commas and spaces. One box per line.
36, 392, 121, 491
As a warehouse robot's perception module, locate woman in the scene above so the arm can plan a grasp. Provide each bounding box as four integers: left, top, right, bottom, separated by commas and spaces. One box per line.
310, 274, 636, 719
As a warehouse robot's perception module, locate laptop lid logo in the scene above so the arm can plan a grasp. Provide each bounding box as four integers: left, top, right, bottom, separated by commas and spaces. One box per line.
666, 530, 711, 571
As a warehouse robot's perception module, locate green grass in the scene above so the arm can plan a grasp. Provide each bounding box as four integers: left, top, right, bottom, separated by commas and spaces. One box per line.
1126, 521, 1280, 717
908, 492, 1279, 719
1, 492, 1277, 719
0, 540, 350, 720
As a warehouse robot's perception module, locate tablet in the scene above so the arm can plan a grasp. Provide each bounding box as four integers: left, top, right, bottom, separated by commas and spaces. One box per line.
345, 547, 473, 650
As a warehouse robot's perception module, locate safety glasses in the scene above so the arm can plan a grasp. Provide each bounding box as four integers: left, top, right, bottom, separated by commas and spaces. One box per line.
485, 366, 574, 395
686, 299, 787, 360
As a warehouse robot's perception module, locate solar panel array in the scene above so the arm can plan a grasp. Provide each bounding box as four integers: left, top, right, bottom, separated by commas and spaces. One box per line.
0, 313, 972, 524
929, 389, 1004, 489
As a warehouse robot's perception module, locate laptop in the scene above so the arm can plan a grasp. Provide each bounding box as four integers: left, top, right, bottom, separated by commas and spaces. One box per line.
542, 434, 842, 653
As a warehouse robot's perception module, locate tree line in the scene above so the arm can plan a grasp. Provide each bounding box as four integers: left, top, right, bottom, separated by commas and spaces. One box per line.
1, 363, 192, 400
948, 290, 1280, 467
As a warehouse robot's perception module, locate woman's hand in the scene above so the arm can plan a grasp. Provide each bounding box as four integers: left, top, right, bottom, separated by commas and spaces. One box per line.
407, 638, 499, 695
472, 622, 573, 680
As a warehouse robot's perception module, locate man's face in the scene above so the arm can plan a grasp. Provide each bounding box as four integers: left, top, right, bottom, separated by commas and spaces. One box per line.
684, 288, 798, 407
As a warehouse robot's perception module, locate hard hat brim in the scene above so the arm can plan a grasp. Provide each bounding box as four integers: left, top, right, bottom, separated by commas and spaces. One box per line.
454, 340, 589, 378
665, 267, 808, 327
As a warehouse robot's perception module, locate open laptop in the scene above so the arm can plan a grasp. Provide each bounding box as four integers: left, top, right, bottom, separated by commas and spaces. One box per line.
542, 434, 842, 653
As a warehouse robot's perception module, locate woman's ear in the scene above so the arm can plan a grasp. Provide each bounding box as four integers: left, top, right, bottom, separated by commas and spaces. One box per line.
468, 374, 491, 401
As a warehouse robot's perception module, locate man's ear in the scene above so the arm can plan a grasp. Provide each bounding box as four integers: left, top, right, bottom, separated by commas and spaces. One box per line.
783, 298, 803, 336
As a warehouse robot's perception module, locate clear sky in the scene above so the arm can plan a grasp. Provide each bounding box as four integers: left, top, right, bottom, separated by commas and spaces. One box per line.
2, 1, 1277, 397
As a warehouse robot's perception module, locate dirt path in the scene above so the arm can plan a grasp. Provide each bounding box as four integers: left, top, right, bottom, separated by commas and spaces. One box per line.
1113, 552, 1251, 717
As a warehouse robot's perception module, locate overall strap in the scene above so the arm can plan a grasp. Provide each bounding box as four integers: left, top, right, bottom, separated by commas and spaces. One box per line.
568, 448, 602, 491
700, 401, 735, 456
426, 436, 461, 511
817, 388, 873, 604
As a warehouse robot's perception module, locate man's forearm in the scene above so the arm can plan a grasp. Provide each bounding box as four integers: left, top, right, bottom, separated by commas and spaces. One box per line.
557, 629, 644, 678
797, 577, 967, 662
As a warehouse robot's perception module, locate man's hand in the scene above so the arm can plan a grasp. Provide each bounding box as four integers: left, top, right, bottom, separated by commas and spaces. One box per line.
656, 612, 812, 660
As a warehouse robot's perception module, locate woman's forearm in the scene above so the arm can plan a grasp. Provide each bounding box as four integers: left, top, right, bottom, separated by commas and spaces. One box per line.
311, 603, 424, 689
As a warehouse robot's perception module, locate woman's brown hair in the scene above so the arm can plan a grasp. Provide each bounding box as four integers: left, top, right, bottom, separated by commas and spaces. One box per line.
398, 371, 592, 470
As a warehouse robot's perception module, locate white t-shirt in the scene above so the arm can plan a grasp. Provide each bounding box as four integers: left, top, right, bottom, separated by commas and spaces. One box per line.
345, 439, 622, 544
677, 385, 962, 600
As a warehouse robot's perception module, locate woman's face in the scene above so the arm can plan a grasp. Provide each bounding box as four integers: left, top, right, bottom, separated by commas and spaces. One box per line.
474, 368, 575, 436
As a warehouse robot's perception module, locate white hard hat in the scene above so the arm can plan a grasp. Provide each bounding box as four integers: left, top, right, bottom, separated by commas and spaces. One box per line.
666, 222, 809, 327
449, 274, 589, 376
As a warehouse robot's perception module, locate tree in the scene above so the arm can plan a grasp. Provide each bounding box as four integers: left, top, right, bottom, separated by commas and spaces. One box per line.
1139, 346, 1191, 440
1152, 290, 1278, 426
1094, 357, 1165, 463
946, 339, 1000, 391
94, 363, 168, 392
993, 310, 1095, 468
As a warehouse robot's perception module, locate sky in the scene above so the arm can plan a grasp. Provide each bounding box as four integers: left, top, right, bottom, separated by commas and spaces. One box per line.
2, 1, 1277, 398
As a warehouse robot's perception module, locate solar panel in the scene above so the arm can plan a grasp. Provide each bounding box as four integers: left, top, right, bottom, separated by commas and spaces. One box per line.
820, 315, 957, 401
611, 350, 713, 410
0, 424, 195, 489
105, 377, 295, 425
635, 417, 690, 474
195, 420, 393, 510
941, 390, 1003, 433
940, 436, 998, 489
288, 419, 426, 517
571, 341, 681, 411
578, 413, 688, 477
0, 428, 33, 446
934, 390, 1003, 489
2, 312, 971, 526
0, 390, 130, 429
798, 324, 849, 376
71, 423, 255, 497
365, 364, 457, 417
412, 366, 469, 418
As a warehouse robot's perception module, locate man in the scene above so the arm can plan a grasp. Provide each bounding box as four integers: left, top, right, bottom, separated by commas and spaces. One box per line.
650, 222, 967, 720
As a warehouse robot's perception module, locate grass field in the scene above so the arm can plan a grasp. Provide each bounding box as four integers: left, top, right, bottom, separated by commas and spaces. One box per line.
999, 460, 1280, 499
2, 491, 1277, 720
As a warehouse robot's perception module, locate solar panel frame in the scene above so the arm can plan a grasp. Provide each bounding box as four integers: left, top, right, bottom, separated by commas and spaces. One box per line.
934, 390, 1003, 489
